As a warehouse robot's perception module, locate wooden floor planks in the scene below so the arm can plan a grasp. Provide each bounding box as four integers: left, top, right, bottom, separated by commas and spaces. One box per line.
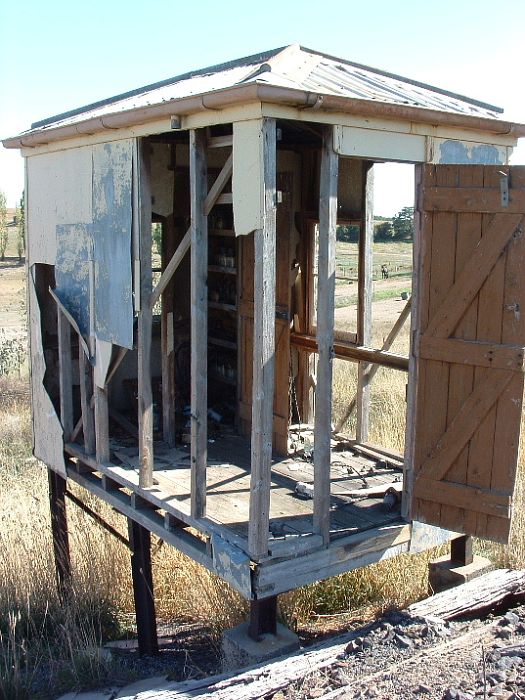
103, 433, 403, 544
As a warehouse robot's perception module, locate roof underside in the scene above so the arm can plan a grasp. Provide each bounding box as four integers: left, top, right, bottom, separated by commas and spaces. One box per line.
8, 44, 517, 146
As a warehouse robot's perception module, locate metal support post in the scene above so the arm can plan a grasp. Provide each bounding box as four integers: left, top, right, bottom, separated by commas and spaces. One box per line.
128, 519, 159, 655
48, 468, 71, 598
248, 595, 278, 641
451, 535, 474, 566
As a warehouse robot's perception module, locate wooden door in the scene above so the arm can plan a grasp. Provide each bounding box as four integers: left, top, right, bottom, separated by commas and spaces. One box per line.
409, 165, 525, 543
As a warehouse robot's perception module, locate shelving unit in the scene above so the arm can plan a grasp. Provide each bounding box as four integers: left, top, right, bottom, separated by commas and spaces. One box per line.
207, 221, 239, 417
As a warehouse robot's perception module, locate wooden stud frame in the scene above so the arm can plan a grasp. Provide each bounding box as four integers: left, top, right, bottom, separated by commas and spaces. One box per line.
313, 125, 338, 545
190, 129, 208, 519
356, 162, 374, 443
136, 140, 154, 488
248, 118, 277, 559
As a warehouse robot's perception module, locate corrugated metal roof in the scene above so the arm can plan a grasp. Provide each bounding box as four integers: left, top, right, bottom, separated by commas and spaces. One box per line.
24, 45, 506, 136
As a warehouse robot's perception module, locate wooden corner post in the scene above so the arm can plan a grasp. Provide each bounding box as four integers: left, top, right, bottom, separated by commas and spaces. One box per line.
136, 139, 154, 488
314, 125, 338, 545
248, 118, 277, 559
356, 162, 374, 443
190, 129, 208, 519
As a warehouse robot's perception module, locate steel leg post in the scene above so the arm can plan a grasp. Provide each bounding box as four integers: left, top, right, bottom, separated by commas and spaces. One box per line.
248, 596, 278, 641
48, 468, 71, 598
128, 519, 159, 655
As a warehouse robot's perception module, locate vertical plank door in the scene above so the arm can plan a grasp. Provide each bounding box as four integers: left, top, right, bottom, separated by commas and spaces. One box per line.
409, 165, 525, 543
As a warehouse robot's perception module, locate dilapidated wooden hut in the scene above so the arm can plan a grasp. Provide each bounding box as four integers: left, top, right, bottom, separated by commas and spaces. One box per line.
4, 45, 525, 654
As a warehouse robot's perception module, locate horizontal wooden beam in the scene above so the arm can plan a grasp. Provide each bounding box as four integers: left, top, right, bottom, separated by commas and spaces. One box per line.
290, 332, 409, 371
419, 335, 525, 372
414, 476, 511, 519
423, 187, 525, 214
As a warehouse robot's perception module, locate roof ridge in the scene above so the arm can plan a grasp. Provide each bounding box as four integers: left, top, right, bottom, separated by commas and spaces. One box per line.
297, 46, 503, 114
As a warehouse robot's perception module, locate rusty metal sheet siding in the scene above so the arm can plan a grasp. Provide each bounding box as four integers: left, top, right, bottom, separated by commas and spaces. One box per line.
92, 140, 134, 349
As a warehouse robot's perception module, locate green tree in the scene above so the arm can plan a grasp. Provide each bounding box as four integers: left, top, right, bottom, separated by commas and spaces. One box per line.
0, 191, 8, 261
16, 193, 25, 261
336, 224, 359, 243
392, 206, 414, 241
375, 220, 394, 241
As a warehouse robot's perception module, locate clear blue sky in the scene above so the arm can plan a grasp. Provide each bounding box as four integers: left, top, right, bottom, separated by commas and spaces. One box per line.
1, 0, 525, 212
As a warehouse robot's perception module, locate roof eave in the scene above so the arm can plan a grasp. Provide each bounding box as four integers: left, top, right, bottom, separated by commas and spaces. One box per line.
4, 83, 525, 150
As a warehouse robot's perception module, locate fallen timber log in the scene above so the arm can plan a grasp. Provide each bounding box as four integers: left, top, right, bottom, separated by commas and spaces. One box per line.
407, 568, 525, 620
128, 569, 525, 700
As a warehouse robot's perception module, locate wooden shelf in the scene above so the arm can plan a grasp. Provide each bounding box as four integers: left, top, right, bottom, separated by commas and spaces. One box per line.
208, 265, 237, 275
209, 336, 237, 350
209, 301, 236, 312
209, 371, 237, 386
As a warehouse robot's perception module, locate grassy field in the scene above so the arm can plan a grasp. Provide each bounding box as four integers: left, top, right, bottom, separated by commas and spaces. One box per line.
1, 230, 524, 697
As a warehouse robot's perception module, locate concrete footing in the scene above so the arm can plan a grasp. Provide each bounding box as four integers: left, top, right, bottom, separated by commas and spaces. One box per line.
429, 554, 493, 594
222, 622, 300, 672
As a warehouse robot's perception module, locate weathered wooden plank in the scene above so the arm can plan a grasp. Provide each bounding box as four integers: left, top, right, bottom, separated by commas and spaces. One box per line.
419, 336, 524, 371
161, 216, 176, 447
424, 213, 523, 339
190, 129, 208, 519
78, 350, 95, 455
413, 165, 456, 526
464, 166, 509, 538
150, 229, 190, 309
415, 368, 513, 484
136, 139, 154, 488
415, 476, 511, 518
248, 118, 277, 559
408, 568, 525, 620
335, 297, 411, 433
313, 125, 338, 545
356, 162, 374, 443
423, 186, 525, 213
94, 386, 110, 463
57, 309, 73, 441
291, 333, 409, 371
488, 167, 525, 541
438, 165, 482, 534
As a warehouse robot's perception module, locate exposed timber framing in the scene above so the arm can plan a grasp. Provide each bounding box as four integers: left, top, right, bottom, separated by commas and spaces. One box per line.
94, 385, 110, 463
356, 162, 374, 443
190, 128, 208, 519
150, 154, 233, 309
335, 296, 412, 433
136, 139, 154, 488
248, 118, 277, 559
57, 308, 73, 441
291, 334, 409, 371
161, 215, 177, 447
79, 350, 95, 455
48, 468, 71, 597
313, 125, 338, 545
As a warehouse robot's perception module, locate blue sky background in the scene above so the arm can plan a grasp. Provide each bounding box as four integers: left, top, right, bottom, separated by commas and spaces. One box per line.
1, 0, 524, 212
